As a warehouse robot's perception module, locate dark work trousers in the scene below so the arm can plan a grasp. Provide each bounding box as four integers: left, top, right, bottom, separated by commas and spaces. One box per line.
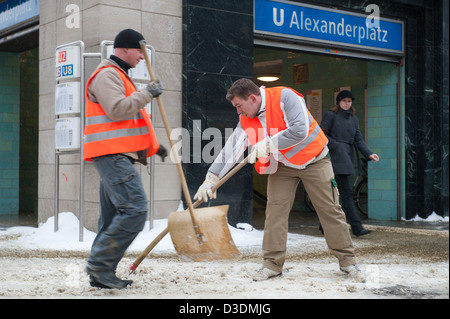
334, 174, 364, 235
87, 154, 148, 274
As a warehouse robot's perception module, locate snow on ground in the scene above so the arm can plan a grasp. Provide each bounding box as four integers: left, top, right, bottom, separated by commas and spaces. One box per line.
403, 211, 449, 223
0, 212, 448, 299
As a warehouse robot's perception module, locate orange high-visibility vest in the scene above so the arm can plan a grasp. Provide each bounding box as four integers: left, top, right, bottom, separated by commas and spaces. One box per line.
240, 87, 327, 174
83, 65, 159, 161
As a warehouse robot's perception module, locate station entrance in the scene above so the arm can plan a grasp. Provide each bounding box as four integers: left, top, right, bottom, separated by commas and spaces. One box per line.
0, 25, 39, 226
252, 44, 402, 226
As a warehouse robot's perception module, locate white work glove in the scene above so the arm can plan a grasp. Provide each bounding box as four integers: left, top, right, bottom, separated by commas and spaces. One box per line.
249, 137, 277, 164
193, 172, 220, 203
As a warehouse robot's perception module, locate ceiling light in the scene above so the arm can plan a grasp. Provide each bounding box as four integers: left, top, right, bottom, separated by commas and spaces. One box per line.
257, 76, 280, 82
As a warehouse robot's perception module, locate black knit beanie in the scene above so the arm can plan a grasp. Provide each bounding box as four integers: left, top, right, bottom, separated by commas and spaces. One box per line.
113, 29, 145, 49
336, 90, 355, 103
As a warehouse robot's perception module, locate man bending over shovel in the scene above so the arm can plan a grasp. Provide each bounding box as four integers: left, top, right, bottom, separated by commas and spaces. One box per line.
194, 78, 364, 282
83, 29, 167, 289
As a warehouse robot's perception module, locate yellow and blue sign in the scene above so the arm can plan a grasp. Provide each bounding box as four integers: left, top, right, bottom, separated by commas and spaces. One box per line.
254, 0, 404, 55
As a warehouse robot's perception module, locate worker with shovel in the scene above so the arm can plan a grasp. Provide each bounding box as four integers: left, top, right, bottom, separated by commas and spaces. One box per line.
194, 78, 364, 282
83, 29, 167, 289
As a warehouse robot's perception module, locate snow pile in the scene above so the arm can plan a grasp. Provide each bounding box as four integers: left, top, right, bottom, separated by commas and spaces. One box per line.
2, 210, 446, 254
403, 212, 449, 223
1, 213, 96, 251
0, 212, 323, 254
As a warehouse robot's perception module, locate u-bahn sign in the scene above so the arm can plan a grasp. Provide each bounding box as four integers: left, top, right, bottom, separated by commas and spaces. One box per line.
254, 0, 404, 55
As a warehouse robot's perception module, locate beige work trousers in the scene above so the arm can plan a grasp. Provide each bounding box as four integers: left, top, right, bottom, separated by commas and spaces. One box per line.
262, 156, 356, 273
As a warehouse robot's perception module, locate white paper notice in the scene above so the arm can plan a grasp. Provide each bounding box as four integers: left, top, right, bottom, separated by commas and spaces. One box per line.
306, 89, 322, 123
55, 118, 80, 150
55, 82, 81, 115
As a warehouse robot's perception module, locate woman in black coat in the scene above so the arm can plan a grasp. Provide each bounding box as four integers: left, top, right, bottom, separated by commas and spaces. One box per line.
320, 90, 379, 236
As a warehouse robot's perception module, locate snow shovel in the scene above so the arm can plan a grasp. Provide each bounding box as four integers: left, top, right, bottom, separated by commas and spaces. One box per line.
129, 156, 249, 273
167, 156, 250, 262
134, 40, 242, 265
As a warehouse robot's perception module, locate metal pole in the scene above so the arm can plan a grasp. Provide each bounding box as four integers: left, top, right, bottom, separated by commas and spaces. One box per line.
145, 84, 154, 231
149, 156, 155, 229
149, 45, 156, 230
54, 152, 59, 232
396, 59, 403, 221
79, 41, 86, 242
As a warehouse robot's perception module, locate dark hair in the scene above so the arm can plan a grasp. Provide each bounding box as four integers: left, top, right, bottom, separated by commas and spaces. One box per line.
226, 78, 260, 101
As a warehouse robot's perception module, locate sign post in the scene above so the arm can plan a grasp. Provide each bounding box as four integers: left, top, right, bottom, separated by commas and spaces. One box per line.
54, 41, 86, 241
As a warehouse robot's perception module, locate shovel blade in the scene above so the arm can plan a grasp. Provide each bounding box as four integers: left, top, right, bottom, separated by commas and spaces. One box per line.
168, 205, 241, 261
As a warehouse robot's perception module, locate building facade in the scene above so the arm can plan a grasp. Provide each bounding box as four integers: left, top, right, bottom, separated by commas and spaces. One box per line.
0, 0, 448, 231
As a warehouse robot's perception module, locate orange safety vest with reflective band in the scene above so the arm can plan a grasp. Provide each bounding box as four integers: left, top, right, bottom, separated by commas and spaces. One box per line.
240, 87, 327, 174
83, 65, 159, 161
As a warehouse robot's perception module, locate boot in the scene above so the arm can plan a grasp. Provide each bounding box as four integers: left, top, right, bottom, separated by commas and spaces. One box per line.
86, 267, 133, 289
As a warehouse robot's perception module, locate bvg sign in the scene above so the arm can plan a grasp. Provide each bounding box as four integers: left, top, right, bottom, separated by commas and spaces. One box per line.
56, 46, 81, 79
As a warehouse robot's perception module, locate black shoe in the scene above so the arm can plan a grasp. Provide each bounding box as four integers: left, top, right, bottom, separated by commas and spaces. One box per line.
86, 267, 133, 289
354, 229, 372, 237
89, 276, 133, 289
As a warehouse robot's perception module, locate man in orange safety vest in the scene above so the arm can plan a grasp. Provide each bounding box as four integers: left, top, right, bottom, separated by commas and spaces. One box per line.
84, 29, 167, 289
194, 78, 364, 282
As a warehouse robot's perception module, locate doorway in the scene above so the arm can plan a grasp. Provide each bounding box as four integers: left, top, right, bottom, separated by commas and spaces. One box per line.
0, 40, 39, 226
252, 45, 401, 227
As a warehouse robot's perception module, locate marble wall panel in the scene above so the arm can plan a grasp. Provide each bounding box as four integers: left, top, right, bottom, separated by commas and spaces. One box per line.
182, 0, 254, 225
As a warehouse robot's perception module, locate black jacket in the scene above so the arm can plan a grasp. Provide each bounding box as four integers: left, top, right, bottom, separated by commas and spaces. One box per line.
320, 107, 373, 175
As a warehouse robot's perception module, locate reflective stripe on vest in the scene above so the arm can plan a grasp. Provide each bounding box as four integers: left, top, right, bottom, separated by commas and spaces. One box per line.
283, 118, 322, 159
240, 87, 327, 174
84, 115, 148, 141
85, 126, 149, 144
83, 65, 159, 161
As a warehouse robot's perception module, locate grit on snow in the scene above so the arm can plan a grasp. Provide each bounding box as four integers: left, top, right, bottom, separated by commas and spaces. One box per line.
0, 212, 448, 299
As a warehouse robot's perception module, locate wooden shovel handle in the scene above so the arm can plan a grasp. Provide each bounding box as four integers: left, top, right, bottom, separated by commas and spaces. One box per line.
139, 41, 202, 242
130, 156, 249, 273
